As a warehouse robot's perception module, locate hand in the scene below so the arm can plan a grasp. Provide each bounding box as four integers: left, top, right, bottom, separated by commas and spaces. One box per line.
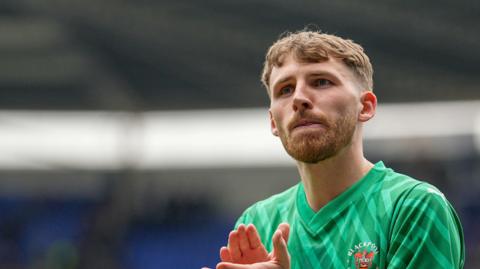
208, 223, 291, 269
220, 224, 269, 264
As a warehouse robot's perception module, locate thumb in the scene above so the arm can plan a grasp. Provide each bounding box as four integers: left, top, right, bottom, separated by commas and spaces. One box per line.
272, 229, 290, 268
277, 223, 290, 243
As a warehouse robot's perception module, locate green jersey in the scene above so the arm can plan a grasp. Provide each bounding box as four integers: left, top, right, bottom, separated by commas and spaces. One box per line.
235, 161, 465, 269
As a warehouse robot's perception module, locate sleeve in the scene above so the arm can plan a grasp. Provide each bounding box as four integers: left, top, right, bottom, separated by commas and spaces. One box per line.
387, 183, 465, 269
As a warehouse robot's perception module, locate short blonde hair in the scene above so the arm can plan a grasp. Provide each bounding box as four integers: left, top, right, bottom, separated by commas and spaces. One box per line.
261, 30, 373, 94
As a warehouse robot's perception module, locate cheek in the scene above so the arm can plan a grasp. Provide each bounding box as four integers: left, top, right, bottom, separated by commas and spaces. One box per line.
328, 94, 359, 116
270, 108, 288, 130
270, 104, 282, 119
271, 112, 283, 127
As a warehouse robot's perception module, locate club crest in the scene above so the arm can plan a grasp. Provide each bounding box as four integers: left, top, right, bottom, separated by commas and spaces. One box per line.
347, 241, 379, 269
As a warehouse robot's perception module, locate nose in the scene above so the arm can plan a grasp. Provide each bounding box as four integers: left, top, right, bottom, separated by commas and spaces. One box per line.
292, 84, 313, 112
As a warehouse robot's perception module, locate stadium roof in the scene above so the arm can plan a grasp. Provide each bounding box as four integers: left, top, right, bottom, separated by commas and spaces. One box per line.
0, 0, 479, 110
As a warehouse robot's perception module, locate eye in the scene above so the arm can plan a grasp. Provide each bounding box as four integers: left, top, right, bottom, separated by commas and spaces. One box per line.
278, 86, 294, 96
313, 78, 333, 88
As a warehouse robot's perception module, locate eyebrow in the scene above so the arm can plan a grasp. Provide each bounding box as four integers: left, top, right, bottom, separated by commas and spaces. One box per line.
271, 76, 294, 90
272, 70, 341, 89
306, 71, 340, 79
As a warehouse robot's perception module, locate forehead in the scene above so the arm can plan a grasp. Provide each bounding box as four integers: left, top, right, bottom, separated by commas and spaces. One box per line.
269, 54, 357, 88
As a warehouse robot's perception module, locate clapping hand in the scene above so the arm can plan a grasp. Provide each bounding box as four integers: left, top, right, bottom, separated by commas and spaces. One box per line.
203, 223, 290, 269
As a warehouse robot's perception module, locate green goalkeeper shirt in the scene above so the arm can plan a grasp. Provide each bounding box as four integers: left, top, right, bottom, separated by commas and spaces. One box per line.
235, 161, 465, 269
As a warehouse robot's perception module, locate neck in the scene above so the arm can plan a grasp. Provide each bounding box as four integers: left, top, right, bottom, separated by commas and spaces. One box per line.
297, 134, 373, 212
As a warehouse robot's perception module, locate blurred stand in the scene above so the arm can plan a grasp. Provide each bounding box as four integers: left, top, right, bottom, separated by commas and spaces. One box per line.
0, 0, 478, 268
0, 105, 479, 268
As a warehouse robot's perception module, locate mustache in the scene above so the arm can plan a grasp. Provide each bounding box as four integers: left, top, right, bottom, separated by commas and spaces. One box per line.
287, 112, 329, 131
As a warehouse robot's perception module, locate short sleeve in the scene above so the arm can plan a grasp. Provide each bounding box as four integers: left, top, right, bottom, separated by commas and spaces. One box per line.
387, 183, 465, 268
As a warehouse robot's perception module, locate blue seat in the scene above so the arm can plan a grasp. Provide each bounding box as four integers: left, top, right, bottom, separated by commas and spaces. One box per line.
123, 220, 234, 269
18, 199, 94, 265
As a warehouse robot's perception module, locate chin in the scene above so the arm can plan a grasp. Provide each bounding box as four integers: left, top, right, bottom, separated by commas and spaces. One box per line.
290, 150, 336, 164
285, 140, 337, 164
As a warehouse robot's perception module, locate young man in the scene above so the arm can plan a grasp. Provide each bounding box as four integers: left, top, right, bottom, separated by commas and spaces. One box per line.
209, 31, 465, 269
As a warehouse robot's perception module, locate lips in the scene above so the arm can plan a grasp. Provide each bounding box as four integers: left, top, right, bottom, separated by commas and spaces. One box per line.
290, 118, 325, 131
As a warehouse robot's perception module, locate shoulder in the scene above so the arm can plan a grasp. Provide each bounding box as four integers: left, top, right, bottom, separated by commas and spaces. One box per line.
376, 166, 438, 209
374, 165, 461, 230
381, 166, 463, 244
380, 167, 450, 212
392, 179, 458, 224
379, 166, 423, 196
236, 183, 299, 226
235, 183, 300, 247
383, 170, 465, 268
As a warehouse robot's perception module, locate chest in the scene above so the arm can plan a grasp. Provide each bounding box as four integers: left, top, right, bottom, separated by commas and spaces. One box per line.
286, 210, 391, 269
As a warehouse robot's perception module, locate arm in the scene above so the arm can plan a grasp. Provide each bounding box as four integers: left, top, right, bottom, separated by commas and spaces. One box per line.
387, 184, 465, 268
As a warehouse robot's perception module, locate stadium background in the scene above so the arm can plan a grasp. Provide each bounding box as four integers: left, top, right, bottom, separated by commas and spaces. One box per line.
0, 0, 479, 268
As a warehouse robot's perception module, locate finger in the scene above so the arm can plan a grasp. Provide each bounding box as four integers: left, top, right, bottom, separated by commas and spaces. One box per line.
228, 231, 241, 260
237, 224, 250, 252
272, 230, 290, 267
216, 262, 249, 269
277, 222, 290, 243
219, 246, 232, 262
246, 224, 262, 249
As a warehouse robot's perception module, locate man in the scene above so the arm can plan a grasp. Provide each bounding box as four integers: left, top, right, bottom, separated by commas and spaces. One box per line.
208, 30, 465, 269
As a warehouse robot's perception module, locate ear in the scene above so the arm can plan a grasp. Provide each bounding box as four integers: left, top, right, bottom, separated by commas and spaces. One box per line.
269, 110, 279, 136
358, 91, 377, 122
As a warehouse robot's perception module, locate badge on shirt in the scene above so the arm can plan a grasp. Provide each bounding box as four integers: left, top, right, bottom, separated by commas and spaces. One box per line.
347, 241, 379, 269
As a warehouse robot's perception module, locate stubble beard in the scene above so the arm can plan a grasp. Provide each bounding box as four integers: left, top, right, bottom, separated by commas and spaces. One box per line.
279, 112, 357, 164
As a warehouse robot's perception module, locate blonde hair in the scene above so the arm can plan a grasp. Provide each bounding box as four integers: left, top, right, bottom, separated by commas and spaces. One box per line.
261, 30, 373, 93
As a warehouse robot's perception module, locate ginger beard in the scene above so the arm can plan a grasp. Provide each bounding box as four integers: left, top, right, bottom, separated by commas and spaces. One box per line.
278, 110, 358, 163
